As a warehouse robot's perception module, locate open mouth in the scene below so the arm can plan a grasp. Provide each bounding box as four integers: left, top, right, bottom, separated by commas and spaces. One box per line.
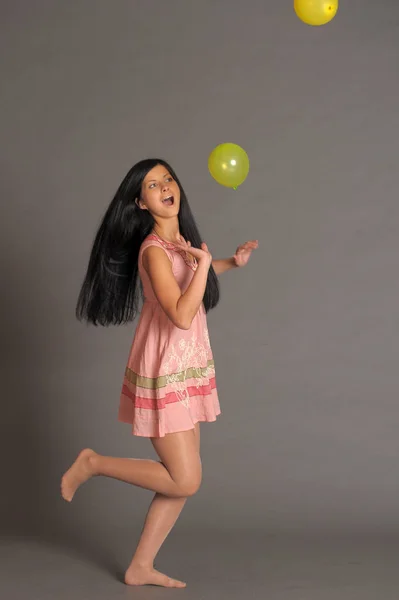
162, 195, 174, 207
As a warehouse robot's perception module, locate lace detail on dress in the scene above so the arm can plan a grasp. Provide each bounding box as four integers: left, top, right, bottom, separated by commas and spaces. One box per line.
161, 328, 215, 408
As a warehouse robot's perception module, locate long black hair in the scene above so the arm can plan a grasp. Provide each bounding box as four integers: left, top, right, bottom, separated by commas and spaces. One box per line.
76, 158, 220, 326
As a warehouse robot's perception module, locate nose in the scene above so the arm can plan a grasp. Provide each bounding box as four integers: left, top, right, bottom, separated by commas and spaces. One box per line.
162, 183, 169, 192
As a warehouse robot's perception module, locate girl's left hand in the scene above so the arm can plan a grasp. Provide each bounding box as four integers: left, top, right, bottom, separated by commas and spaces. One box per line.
233, 240, 258, 268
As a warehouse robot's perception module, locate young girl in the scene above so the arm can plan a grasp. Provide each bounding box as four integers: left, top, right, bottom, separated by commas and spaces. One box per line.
61, 159, 258, 588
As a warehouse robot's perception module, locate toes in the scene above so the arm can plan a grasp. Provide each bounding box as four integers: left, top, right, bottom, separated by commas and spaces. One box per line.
168, 578, 186, 588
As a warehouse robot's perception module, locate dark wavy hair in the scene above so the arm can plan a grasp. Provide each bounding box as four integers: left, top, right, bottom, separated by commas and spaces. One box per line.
76, 158, 220, 326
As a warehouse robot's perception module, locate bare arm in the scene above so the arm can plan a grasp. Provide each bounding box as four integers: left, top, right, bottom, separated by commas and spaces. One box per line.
143, 246, 211, 330
213, 240, 259, 275
212, 257, 238, 276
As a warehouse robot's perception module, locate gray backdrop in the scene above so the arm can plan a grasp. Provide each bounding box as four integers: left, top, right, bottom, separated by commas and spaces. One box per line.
1, 0, 399, 554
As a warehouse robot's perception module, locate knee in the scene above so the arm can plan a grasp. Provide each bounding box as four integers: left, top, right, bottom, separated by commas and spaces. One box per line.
176, 474, 202, 497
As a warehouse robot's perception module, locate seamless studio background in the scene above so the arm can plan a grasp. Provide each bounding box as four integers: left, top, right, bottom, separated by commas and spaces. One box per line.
1, 1, 399, 598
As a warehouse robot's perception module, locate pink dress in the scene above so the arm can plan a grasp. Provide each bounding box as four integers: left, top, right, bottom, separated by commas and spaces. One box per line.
118, 233, 221, 437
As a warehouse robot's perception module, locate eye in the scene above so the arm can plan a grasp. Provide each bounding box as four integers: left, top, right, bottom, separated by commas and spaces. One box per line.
149, 183, 157, 189
166, 176, 173, 182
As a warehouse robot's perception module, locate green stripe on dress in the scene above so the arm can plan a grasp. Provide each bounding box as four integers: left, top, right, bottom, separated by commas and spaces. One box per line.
125, 359, 215, 390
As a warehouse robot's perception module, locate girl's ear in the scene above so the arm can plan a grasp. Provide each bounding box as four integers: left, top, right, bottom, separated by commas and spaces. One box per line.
135, 198, 147, 210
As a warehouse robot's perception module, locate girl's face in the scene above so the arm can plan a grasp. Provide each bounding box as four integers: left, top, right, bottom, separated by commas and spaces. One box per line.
137, 164, 181, 218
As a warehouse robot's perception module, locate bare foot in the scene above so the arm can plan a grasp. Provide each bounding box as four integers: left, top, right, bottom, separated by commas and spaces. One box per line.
124, 563, 186, 588
61, 448, 97, 502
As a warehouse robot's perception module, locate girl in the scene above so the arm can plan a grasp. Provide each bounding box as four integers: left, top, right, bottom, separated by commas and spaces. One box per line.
61, 159, 258, 588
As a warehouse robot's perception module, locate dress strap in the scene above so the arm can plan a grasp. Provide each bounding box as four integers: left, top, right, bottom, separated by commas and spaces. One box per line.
140, 233, 197, 272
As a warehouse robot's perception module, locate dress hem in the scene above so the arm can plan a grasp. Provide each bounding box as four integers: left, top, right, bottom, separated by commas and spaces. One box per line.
118, 411, 221, 438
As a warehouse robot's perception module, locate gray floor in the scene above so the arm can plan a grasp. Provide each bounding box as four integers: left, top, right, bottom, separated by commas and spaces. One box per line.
2, 531, 399, 600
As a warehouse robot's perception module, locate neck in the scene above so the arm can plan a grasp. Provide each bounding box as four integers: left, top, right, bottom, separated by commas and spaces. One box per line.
152, 218, 180, 243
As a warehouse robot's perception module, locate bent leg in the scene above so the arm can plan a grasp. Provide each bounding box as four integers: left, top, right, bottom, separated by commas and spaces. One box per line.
61, 427, 201, 501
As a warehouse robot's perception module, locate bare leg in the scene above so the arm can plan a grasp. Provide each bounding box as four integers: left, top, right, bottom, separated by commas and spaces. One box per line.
61, 427, 201, 502
125, 423, 201, 587
61, 426, 202, 587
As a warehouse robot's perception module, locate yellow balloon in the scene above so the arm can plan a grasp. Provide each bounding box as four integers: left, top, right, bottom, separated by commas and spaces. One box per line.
208, 143, 249, 190
294, 0, 338, 26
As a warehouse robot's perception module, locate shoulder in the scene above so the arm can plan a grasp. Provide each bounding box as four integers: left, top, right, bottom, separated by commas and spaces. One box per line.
140, 235, 173, 270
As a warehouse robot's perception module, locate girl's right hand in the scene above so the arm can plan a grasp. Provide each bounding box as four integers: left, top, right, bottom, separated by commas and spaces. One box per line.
174, 235, 212, 268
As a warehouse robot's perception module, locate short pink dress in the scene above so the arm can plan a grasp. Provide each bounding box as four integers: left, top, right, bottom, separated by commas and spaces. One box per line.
118, 233, 221, 437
